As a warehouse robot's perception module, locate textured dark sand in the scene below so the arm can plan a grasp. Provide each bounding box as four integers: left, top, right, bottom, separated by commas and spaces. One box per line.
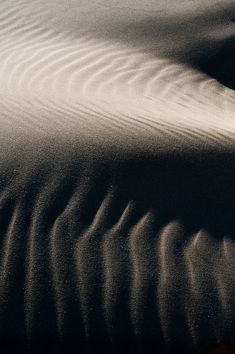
0, 1, 235, 353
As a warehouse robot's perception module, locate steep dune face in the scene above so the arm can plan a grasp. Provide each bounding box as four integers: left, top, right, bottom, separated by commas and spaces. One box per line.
0, 1, 234, 353
0, 144, 235, 354
199, 35, 235, 90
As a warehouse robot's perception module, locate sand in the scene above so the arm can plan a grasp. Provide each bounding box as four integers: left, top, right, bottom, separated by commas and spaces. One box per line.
0, 0, 234, 353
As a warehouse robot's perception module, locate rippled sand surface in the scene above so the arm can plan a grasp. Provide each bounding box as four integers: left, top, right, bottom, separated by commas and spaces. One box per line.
0, 1, 234, 353
0, 0, 234, 149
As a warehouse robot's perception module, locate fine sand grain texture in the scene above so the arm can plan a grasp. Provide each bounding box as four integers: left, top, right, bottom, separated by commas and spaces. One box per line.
0, 1, 234, 353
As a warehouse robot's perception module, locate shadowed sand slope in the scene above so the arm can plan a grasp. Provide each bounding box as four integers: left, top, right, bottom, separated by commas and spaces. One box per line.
0, 144, 235, 354
0, 0, 234, 353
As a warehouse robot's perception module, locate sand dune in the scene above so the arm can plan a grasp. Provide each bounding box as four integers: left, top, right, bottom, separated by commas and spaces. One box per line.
0, 0, 234, 149
0, 0, 234, 353
1, 150, 235, 353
